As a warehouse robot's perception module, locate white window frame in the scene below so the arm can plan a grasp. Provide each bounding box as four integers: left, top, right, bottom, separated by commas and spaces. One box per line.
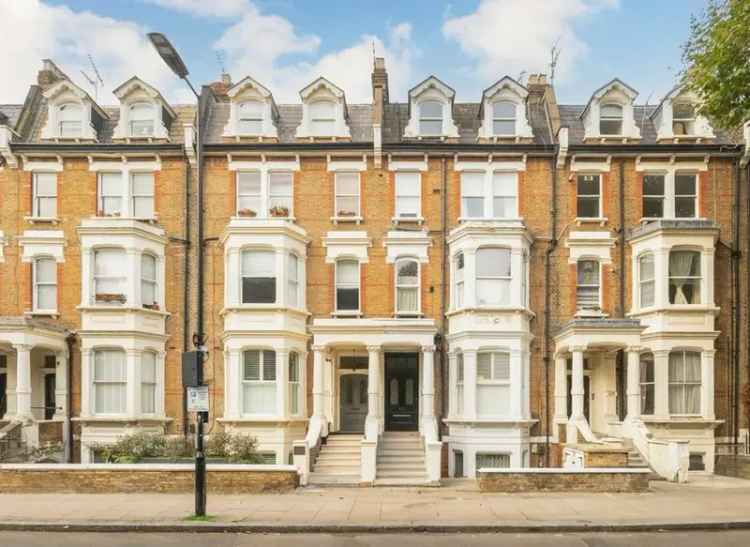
638, 252, 655, 309
668, 249, 702, 305
57, 102, 82, 138
521, 250, 528, 308
492, 171, 518, 218
141, 253, 158, 309
454, 252, 465, 309
668, 350, 702, 416
461, 171, 486, 219
576, 174, 602, 219
98, 172, 124, 217
456, 352, 464, 417
241, 249, 277, 305
576, 259, 601, 311
32, 172, 58, 219
236, 170, 261, 217
309, 100, 336, 136
92, 348, 127, 416
33, 256, 57, 313
419, 100, 444, 136
140, 351, 157, 415
642, 173, 666, 219
334, 171, 360, 219
639, 352, 655, 416
600, 103, 623, 135
287, 252, 299, 308
395, 171, 421, 219
268, 171, 293, 218
288, 352, 302, 416
242, 349, 277, 416
394, 257, 420, 316
237, 100, 264, 135
492, 101, 517, 136
129, 102, 155, 137
476, 247, 512, 307
93, 248, 127, 305
674, 172, 698, 219
130, 172, 155, 220
335, 258, 360, 315
672, 102, 696, 136
476, 350, 511, 418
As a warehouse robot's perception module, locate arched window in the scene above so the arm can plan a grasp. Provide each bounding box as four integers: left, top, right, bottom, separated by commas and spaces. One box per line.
476, 248, 511, 306
668, 350, 701, 414
639, 253, 655, 308
94, 249, 127, 304
93, 349, 126, 415
242, 349, 276, 414
672, 102, 695, 135
238, 100, 264, 134
639, 352, 655, 415
140, 351, 157, 414
129, 102, 154, 137
395, 258, 419, 314
477, 351, 511, 416
576, 259, 600, 310
335, 259, 359, 313
492, 101, 516, 135
33, 257, 57, 312
310, 100, 335, 135
669, 250, 701, 304
241, 250, 276, 304
454, 252, 465, 308
58, 103, 82, 137
419, 100, 443, 136
600, 103, 623, 135
141, 254, 157, 308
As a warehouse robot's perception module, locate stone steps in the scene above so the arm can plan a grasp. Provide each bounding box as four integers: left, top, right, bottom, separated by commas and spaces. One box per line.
309, 434, 363, 486
376, 432, 426, 483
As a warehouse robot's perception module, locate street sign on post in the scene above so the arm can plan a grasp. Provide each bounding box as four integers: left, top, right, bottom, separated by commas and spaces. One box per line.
187, 385, 209, 412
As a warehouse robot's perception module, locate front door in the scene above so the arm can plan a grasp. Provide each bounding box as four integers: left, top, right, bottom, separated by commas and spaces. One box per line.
340, 374, 367, 433
44, 374, 56, 420
0, 373, 6, 419
385, 353, 419, 431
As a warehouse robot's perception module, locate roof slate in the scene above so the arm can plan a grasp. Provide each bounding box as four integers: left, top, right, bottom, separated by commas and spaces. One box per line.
0, 105, 23, 129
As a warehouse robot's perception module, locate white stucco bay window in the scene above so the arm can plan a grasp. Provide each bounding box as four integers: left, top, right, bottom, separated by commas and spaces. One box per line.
477, 351, 511, 417
476, 248, 511, 307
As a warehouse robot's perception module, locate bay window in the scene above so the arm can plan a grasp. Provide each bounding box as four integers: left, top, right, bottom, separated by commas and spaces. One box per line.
58, 103, 82, 137
268, 172, 293, 218
287, 253, 299, 308
576, 259, 600, 310
131, 172, 155, 219
310, 100, 335, 135
335, 259, 360, 313
668, 350, 701, 415
241, 250, 276, 304
238, 100, 264, 134
243, 349, 276, 414
335, 172, 360, 218
33, 257, 57, 312
98, 172, 123, 216
419, 100, 443, 136
288, 352, 301, 416
675, 174, 697, 218
476, 248, 511, 306
669, 250, 701, 304
639, 352, 655, 415
94, 249, 127, 304
395, 172, 421, 218
642, 174, 665, 218
577, 175, 601, 218
492, 172, 517, 218
461, 172, 485, 218
32, 173, 57, 218
93, 349, 126, 415
395, 258, 419, 315
639, 253, 655, 308
141, 254, 157, 308
477, 351, 511, 416
129, 102, 154, 137
600, 103, 623, 135
140, 351, 157, 414
492, 101, 516, 136
237, 171, 261, 217
454, 252, 464, 308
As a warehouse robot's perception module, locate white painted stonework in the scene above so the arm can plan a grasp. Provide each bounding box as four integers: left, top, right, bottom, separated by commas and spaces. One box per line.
581, 79, 641, 142
112, 77, 175, 142
651, 87, 715, 142
222, 76, 279, 140
477, 76, 534, 140
403, 76, 459, 139
295, 77, 351, 140
40, 79, 105, 142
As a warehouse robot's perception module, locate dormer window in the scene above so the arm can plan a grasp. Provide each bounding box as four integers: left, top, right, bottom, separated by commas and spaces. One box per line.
493, 101, 516, 135
419, 101, 443, 136
129, 102, 155, 137
672, 103, 695, 135
599, 104, 623, 135
58, 103, 82, 137
238, 100, 264, 134
310, 100, 335, 136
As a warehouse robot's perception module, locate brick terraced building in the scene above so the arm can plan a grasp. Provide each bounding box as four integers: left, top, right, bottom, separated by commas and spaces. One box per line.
0, 58, 748, 483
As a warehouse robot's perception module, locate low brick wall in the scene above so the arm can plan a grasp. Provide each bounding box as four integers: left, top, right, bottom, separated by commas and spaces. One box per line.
0, 464, 299, 494
477, 468, 650, 493
715, 455, 750, 480
568, 444, 630, 468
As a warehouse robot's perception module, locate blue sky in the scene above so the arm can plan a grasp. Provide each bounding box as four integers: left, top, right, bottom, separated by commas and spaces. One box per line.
2, 0, 709, 105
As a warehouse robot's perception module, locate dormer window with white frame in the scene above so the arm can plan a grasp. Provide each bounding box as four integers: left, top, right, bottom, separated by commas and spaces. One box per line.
478, 76, 533, 141
112, 77, 175, 141
41, 79, 106, 142
581, 79, 641, 142
223, 76, 279, 140
651, 87, 715, 142
58, 103, 82, 137
295, 77, 350, 140
404, 76, 459, 139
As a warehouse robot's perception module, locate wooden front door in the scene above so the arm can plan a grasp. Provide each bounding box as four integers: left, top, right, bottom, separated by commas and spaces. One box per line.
340, 374, 368, 433
385, 353, 419, 431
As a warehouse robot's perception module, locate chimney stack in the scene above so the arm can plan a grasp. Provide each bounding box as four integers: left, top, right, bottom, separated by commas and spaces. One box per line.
37, 59, 67, 88
371, 57, 388, 168
526, 73, 560, 136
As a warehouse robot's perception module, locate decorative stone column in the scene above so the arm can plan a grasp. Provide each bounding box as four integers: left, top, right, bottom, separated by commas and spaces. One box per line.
365, 345, 380, 441
276, 349, 289, 419
626, 347, 642, 422
569, 347, 585, 420
311, 345, 328, 436
701, 349, 716, 420
463, 349, 477, 420
80, 348, 92, 417
554, 354, 568, 422
653, 350, 670, 418
421, 345, 437, 441
225, 349, 241, 419
13, 344, 32, 421
448, 350, 457, 417
126, 349, 140, 417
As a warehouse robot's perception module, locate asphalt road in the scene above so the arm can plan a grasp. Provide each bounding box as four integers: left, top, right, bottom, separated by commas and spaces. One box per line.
2, 531, 750, 546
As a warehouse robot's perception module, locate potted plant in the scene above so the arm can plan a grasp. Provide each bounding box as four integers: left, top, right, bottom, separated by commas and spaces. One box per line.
96, 293, 126, 304
269, 205, 289, 217
237, 208, 257, 218
337, 209, 356, 217
143, 302, 160, 311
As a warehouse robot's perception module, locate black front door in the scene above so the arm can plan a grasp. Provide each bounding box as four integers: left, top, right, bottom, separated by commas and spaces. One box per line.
44, 374, 56, 420
0, 373, 6, 419
385, 353, 419, 431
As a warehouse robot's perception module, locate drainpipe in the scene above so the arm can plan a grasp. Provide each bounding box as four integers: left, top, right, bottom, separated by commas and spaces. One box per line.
65, 333, 75, 463
182, 147, 192, 438
440, 156, 448, 431
618, 159, 626, 318
543, 152, 558, 466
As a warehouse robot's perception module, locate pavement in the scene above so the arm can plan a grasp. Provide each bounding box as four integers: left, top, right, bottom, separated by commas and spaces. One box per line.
1, 475, 750, 533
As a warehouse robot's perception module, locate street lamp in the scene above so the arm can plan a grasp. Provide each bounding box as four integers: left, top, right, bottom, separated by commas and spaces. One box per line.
148, 32, 207, 518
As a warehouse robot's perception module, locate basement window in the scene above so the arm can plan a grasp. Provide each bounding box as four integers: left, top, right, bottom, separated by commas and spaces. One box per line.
476, 453, 510, 471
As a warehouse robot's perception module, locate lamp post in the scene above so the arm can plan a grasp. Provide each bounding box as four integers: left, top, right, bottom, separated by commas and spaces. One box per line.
148, 32, 207, 517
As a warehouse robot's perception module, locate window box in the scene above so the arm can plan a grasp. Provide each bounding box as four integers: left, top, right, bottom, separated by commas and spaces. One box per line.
142, 303, 160, 311
269, 206, 290, 218
336, 209, 358, 218
98, 210, 122, 218
237, 208, 257, 218
95, 293, 127, 304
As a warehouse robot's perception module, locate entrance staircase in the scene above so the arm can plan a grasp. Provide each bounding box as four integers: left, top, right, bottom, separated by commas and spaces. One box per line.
375, 432, 428, 485
308, 434, 362, 486
0, 421, 27, 462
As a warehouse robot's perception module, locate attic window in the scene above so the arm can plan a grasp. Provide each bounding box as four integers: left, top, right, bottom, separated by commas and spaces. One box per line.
672, 103, 695, 136
492, 101, 516, 136
419, 101, 443, 136
58, 103, 82, 137
310, 100, 335, 136
129, 102, 155, 137
238, 100, 264, 134
599, 103, 623, 135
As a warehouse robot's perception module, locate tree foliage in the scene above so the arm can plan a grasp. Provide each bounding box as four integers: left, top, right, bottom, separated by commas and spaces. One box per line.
682, 0, 750, 129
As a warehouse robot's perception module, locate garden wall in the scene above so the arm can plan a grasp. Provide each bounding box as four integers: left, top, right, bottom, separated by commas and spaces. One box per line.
477, 468, 650, 493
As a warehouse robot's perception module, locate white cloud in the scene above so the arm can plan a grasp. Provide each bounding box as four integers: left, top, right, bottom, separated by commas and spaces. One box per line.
213, 5, 417, 102
0, 0, 186, 104
443, 0, 618, 88
142, 0, 250, 18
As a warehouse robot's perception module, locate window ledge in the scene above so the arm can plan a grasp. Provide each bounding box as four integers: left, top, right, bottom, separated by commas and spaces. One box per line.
575, 217, 608, 226
221, 305, 310, 316
232, 215, 297, 223
74, 415, 172, 423
446, 306, 534, 318
458, 217, 524, 224
77, 304, 170, 316
628, 304, 719, 316
24, 310, 60, 319
331, 312, 363, 318
24, 216, 60, 225
331, 215, 363, 225
392, 216, 424, 225
218, 417, 309, 424
575, 309, 608, 319
394, 312, 424, 318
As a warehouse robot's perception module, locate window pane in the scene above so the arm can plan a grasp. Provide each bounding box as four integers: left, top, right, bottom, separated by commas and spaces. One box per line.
238, 171, 261, 195
397, 196, 420, 217
643, 174, 665, 195
242, 278, 276, 303
59, 103, 81, 121
577, 197, 600, 218
311, 120, 335, 135
476, 453, 510, 469
493, 172, 516, 196
673, 103, 695, 119
477, 385, 510, 416
476, 248, 511, 277
35, 173, 57, 196
463, 197, 484, 217
336, 172, 359, 195
37, 284, 56, 310
420, 100, 442, 118
477, 279, 510, 305
477, 353, 492, 380
94, 249, 125, 276
493, 120, 515, 135
263, 350, 276, 381
239, 101, 263, 117
396, 172, 419, 196
243, 383, 276, 414
577, 260, 599, 285
238, 119, 263, 134
675, 174, 696, 195
493, 197, 517, 218
35, 258, 56, 283
336, 288, 359, 310
242, 250, 275, 276
494, 352, 510, 380
131, 172, 154, 195
675, 197, 695, 218
493, 101, 515, 118
577, 175, 600, 195
600, 119, 622, 135
269, 172, 292, 196
600, 104, 623, 118
643, 197, 663, 218
336, 260, 359, 284
397, 260, 418, 285
419, 119, 442, 135
243, 351, 260, 380
336, 196, 359, 217
462, 172, 484, 195
310, 100, 335, 119
669, 251, 700, 277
